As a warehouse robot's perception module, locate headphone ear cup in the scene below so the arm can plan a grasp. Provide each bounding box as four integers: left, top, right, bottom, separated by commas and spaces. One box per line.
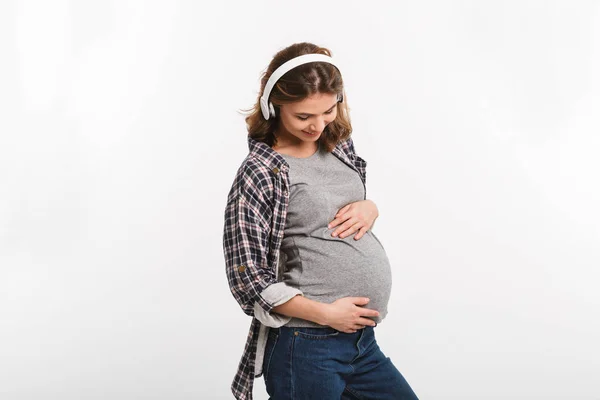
338, 93, 344, 103
269, 102, 276, 118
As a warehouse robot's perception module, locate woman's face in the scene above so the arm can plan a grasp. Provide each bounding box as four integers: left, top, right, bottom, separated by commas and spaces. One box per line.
274, 92, 338, 146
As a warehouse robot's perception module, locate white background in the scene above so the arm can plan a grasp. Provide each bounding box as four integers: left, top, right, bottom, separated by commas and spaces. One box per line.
1, 1, 599, 399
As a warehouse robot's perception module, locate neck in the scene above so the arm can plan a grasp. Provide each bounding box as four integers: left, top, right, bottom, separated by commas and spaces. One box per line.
272, 136, 319, 158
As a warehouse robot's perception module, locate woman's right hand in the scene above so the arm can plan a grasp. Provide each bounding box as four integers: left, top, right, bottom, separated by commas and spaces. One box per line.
322, 297, 380, 333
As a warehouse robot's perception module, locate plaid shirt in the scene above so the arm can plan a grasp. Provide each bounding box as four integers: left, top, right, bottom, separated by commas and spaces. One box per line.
223, 135, 368, 399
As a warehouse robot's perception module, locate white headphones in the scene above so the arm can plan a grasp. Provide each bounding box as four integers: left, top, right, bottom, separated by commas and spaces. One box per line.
260, 53, 343, 120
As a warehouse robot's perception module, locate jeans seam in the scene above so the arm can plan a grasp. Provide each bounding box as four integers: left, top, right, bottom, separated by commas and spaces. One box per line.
343, 385, 365, 400
349, 327, 367, 364
264, 332, 279, 381
290, 330, 296, 399
295, 330, 339, 340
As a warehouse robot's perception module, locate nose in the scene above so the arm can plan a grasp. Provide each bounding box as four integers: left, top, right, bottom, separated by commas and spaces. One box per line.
309, 117, 327, 133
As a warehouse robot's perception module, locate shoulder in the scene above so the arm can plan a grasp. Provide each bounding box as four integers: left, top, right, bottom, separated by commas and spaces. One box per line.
337, 136, 357, 157
337, 136, 368, 173
227, 155, 275, 201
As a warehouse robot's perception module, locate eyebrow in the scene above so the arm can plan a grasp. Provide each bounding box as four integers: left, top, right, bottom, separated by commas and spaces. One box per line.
294, 102, 338, 116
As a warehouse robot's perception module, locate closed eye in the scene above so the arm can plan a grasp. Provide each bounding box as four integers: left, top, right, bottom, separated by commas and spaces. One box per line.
297, 108, 335, 121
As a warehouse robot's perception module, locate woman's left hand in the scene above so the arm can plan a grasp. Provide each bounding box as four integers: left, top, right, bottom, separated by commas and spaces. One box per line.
327, 199, 379, 240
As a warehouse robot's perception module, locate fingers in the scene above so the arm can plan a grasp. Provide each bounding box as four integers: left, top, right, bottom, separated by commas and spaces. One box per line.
327, 217, 341, 229
330, 216, 355, 235
328, 214, 350, 230
351, 297, 371, 305
357, 318, 377, 327
328, 204, 352, 229
332, 219, 361, 238
336, 203, 351, 217
353, 225, 369, 240
359, 308, 380, 318
350, 324, 372, 331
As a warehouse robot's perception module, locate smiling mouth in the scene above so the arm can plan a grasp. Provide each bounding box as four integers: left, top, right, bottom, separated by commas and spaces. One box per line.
302, 131, 319, 135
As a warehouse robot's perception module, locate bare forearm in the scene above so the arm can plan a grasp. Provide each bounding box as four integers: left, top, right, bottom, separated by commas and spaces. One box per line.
271, 295, 329, 326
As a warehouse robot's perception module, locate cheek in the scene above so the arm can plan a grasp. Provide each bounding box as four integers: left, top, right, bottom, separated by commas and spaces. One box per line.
287, 118, 306, 131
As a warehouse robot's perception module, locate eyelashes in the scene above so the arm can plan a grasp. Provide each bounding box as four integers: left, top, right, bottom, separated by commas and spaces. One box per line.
296, 109, 335, 121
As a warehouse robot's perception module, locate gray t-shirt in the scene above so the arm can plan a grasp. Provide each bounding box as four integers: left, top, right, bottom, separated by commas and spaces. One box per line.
279, 141, 392, 327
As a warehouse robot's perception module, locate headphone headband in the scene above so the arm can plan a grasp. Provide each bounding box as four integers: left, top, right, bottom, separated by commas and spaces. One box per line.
260, 54, 342, 120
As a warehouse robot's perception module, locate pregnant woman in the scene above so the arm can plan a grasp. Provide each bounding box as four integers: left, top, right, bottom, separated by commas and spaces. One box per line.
223, 42, 418, 400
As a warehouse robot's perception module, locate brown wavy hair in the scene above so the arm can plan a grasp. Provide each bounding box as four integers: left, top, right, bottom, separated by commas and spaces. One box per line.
239, 42, 353, 153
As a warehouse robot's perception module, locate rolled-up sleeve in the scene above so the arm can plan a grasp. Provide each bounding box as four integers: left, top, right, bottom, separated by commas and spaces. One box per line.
254, 282, 303, 327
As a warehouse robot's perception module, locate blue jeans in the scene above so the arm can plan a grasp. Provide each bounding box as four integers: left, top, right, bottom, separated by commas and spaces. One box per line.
262, 325, 418, 399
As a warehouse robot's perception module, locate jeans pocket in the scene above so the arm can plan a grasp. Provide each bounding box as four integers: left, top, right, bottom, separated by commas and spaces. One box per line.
295, 327, 340, 340
263, 328, 279, 381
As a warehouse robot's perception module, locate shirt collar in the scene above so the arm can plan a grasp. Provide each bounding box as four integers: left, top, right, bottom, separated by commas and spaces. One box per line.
247, 136, 289, 172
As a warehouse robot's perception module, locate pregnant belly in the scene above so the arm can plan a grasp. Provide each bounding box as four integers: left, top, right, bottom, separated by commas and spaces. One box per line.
281, 230, 393, 322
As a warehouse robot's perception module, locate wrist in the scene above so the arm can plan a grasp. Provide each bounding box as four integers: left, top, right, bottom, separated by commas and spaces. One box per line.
316, 302, 331, 326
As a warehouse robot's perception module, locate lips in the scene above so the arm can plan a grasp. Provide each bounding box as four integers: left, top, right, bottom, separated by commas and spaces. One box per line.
302, 131, 319, 135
